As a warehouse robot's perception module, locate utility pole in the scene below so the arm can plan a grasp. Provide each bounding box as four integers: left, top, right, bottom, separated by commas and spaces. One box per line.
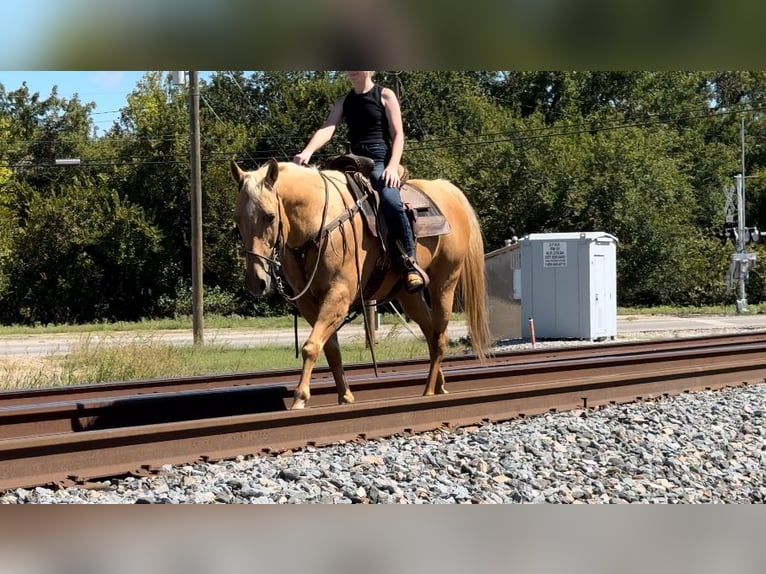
189, 71, 204, 344
173, 71, 204, 344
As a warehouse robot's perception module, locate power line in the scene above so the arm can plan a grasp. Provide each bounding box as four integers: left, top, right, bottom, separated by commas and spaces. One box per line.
6, 98, 766, 151
4, 88, 766, 169
224, 71, 292, 162
407, 104, 766, 153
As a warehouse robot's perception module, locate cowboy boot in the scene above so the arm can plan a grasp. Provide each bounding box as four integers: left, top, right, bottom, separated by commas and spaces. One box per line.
393, 220, 428, 293
401, 253, 429, 293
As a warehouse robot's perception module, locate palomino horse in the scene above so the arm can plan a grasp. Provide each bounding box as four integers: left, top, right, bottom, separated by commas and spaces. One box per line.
232, 158, 490, 410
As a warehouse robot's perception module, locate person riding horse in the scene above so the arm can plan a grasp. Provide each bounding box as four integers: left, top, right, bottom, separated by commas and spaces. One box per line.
293, 71, 427, 293
232, 158, 490, 409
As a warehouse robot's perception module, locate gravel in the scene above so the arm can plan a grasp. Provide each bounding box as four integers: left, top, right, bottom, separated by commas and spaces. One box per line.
2, 329, 764, 504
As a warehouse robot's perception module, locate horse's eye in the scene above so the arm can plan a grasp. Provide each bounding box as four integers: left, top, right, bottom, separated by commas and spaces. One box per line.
262, 213, 276, 224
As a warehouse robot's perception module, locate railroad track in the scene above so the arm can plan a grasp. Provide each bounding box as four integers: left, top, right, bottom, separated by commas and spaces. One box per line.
1, 331, 765, 490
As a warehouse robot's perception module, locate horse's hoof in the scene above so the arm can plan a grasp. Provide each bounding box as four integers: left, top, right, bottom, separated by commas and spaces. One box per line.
436, 388, 449, 395
290, 400, 307, 410
339, 393, 355, 405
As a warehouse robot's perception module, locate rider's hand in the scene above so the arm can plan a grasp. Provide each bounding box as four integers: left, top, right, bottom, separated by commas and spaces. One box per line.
382, 165, 401, 188
293, 151, 312, 166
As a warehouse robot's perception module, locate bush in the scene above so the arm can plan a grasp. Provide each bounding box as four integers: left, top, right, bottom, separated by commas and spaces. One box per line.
155, 281, 291, 318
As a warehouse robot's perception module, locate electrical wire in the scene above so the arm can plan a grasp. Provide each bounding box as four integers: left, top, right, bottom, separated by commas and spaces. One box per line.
3, 75, 766, 169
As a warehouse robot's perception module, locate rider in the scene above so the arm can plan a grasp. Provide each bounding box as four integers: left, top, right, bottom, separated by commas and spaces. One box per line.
292, 71, 427, 293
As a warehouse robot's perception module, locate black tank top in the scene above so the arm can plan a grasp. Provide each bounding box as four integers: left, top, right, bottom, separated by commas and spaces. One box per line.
342, 84, 391, 147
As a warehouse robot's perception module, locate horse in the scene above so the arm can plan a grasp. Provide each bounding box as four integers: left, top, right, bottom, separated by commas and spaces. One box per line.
231, 158, 490, 410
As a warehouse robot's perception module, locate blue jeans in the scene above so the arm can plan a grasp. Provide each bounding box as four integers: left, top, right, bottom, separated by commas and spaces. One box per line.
352, 142, 416, 258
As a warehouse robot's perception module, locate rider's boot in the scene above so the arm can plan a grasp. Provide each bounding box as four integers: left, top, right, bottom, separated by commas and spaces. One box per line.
404, 259, 427, 293
396, 239, 429, 294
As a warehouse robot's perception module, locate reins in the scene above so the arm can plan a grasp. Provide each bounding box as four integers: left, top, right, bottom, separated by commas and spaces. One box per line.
241, 165, 379, 371
242, 164, 390, 377
278, 173, 331, 303
242, 169, 360, 304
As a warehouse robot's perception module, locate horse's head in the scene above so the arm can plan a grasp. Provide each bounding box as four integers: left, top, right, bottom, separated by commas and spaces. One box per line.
231, 158, 282, 296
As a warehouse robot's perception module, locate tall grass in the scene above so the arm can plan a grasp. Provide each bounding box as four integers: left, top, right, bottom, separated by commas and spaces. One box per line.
1, 327, 470, 390
1, 304, 755, 390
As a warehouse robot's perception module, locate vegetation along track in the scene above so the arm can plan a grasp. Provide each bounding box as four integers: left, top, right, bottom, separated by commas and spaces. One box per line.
1, 332, 766, 491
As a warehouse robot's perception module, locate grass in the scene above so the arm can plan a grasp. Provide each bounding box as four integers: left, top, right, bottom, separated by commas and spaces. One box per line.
0, 303, 761, 338
1, 303, 762, 390
617, 304, 766, 316
0, 310, 438, 337
622, 305, 714, 316
0, 314, 299, 336
0, 321, 466, 390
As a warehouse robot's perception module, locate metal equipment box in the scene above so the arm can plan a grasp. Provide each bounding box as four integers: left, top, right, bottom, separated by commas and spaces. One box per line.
519, 232, 618, 340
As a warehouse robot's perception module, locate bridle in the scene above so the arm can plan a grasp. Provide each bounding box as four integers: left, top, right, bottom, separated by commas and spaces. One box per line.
239, 164, 378, 369
239, 191, 302, 302
239, 170, 353, 303
240, 243, 281, 269
240, 220, 292, 300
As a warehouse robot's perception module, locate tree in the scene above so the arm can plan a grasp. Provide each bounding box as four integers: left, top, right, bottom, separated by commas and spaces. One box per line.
1, 184, 162, 324
4, 70, 766, 324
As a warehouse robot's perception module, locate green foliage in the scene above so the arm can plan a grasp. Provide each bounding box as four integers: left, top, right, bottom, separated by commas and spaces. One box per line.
3, 70, 766, 324
155, 279, 291, 319
0, 184, 162, 324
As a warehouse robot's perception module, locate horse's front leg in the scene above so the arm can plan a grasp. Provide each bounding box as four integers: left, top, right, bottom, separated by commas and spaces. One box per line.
292, 335, 324, 410
324, 332, 354, 405
292, 290, 351, 410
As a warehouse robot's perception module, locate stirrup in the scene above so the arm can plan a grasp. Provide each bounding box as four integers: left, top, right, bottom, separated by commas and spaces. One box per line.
401, 255, 429, 293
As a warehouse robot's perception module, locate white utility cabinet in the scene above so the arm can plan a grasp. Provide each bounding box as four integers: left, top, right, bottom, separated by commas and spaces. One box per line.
519, 232, 618, 340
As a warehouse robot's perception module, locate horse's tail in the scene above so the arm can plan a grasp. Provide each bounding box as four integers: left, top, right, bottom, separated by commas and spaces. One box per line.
453, 187, 491, 361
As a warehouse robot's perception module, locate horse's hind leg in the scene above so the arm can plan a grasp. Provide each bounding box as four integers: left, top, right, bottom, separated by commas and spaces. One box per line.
398, 281, 457, 396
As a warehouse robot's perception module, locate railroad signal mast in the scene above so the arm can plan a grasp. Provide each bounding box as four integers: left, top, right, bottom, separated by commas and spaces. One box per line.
720, 118, 760, 313
725, 175, 757, 313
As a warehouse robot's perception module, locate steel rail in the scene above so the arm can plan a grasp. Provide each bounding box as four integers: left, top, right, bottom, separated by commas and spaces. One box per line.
0, 335, 765, 490
2, 333, 765, 440
1, 331, 762, 409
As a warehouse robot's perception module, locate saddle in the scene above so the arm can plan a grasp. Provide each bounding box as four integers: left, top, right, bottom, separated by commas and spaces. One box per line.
323, 154, 452, 244
321, 153, 449, 305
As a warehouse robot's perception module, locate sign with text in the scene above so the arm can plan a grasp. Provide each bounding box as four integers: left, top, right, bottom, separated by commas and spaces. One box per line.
543, 241, 567, 267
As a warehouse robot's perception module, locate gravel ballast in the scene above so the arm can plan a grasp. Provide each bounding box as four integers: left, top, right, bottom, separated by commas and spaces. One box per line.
2, 329, 765, 504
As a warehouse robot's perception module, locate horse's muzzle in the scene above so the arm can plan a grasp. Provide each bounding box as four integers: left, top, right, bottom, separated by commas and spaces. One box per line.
246, 268, 272, 296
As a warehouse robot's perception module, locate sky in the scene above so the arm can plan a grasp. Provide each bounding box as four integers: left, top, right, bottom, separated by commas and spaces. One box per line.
0, 71, 216, 135
0, 71, 149, 134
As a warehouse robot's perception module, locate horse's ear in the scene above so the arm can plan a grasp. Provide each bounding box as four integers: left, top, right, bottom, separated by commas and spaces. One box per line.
230, 159, 244, 184
265, 158, 280, 188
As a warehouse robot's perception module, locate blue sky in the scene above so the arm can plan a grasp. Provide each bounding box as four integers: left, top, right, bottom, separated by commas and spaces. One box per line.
0, 71, 149, 134
0, 71, 217, 135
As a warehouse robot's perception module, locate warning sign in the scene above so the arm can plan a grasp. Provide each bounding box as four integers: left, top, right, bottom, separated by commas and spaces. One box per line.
543, 241, 567, 267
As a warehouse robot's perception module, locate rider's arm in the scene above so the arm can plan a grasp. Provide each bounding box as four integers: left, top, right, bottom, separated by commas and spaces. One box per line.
381, 87, 404, 186
293, 96, 345, 165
